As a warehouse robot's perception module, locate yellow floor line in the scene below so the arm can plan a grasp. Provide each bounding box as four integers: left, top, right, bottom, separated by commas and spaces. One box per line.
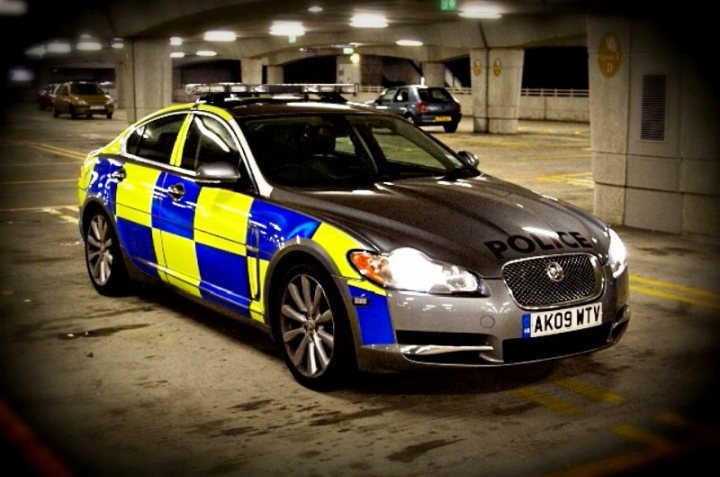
0, 204, 76, 213
553, 378, 623, 404
0, 178, 76, 185
629, 284, 720, 311
613, 424, 672, 448
512, 387, 579, 415
630, 275, 720, 300
25, 143, 86, 160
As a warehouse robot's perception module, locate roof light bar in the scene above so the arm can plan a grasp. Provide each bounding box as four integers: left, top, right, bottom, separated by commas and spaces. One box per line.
185, 83, 358, 96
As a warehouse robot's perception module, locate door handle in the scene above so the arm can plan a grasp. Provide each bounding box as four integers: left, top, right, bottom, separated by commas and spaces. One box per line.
110, 168, 126, 181
167, 183, 185, 201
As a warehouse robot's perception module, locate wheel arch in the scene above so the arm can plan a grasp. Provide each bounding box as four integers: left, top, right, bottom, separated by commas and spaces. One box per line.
262, 242, 360, 342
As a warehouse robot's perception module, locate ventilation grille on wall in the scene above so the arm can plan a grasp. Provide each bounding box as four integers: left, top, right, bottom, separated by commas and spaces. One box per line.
641, 74, 667, 141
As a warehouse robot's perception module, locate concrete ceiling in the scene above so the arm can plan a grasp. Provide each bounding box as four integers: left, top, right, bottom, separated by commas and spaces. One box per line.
3, 0, 713, 74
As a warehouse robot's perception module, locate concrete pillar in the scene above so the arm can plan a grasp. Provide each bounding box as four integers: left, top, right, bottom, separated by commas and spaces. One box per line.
487, 49, 524, 134
114, 65, 125, 109
241, 59, 263, 84
266, 65, 283, 84
123, 38, 172, 123
337, 55, 361, 85
470, 49, 488, 132
470, 48, 523, 134
422, 62, 446, 86
588, 16, 720, 237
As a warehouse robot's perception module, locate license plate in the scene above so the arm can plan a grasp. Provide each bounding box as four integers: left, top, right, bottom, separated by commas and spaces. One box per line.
522, 303, 602, 338
434, 116, 452, 122
90, 105, 105, 111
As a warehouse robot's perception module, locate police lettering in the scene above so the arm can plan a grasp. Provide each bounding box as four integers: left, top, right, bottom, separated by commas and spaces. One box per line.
484, 231, 593, 259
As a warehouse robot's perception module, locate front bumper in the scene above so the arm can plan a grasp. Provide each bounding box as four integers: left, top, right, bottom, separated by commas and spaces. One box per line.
341, 265, 630, 372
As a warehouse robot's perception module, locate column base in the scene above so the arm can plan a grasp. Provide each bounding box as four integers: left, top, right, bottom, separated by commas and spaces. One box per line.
488, 118, 518, 134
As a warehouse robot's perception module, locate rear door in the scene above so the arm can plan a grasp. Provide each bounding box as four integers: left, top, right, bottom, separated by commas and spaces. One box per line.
113, 112, 188, 278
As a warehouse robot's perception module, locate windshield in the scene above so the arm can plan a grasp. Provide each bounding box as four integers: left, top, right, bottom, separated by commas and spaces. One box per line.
240, 113, 474, 187
70, 83, 105, 95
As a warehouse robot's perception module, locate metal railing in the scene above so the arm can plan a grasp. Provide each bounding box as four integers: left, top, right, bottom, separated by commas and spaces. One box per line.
521, 88, 589, 98
359, 86, 588, 97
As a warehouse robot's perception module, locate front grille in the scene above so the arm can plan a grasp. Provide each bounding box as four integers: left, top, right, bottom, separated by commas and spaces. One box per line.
503, 253, 601, 308
503, 323, 612, 363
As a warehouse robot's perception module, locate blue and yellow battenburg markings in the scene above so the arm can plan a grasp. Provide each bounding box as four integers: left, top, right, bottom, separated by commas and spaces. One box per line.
77, 105, 395, 345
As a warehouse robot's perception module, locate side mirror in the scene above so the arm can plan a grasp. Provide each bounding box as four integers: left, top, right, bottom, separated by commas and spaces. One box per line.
196, 161, 241, 183
457, 150, 479, 169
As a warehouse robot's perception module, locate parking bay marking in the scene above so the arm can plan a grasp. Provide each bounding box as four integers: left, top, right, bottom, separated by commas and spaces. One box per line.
23, 143, 87, 160
629, 274, 720, 311
543, 413, 720, 477
42, 207, 78, 225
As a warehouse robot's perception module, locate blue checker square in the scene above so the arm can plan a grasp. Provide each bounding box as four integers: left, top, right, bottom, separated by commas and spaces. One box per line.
196, 243, 251, 306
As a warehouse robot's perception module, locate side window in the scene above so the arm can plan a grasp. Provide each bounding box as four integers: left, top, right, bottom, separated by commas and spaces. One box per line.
395, 89, 409, 102
59, 85, 69, 96
378, 88, 396, 103
181, 115, 239, 171
134, 114, 185, 165
125, 125, 145, 156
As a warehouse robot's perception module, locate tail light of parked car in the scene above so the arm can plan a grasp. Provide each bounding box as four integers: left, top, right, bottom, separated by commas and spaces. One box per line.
417, 102, 427, 112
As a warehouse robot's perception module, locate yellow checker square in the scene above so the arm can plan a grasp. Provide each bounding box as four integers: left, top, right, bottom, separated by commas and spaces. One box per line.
195, 188, 253, 254
248, 258, 269, 322
160, 232, 201, 295
312, 223, 365, 279
115, 164, 161, 227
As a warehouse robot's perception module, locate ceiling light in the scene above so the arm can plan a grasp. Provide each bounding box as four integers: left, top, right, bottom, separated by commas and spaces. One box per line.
170, 52, 185, 58
350, 13, 388, 28
396, 39, 423, 47
170, 36, 183, 46
203, 30, 236, 42
25, 44, 46, 58
458, 3, 502, 19
342, 46, 354, 54
47, 41, 71, 54
350, 53, 361, 64
270, 21, 305, 37
308, 5, 323, 13
77, 38, 102, 51
9, 66, 33, 82
0, 0, 27, 16
196, 50, 218, 57
111, 38, 124, 49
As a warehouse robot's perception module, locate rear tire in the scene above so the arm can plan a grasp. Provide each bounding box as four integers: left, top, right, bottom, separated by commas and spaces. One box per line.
272, 263, 357, 390
107, 112, 113, 119
70, 106, 78, 119
83, 210, 132, 296
404, 114, 417, 125
443, 122, 459, 133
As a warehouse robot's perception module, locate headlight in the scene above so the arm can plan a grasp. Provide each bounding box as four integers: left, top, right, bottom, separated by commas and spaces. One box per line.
74, 98, 88, 106
607, 228, 627, 278
105, 96, 114, 104
349, 247, 483, 295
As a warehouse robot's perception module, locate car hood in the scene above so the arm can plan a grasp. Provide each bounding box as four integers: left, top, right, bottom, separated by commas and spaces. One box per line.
271, 175, 610, 278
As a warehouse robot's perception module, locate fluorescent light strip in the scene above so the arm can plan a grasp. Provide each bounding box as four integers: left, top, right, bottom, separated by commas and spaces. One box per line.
270, 21, 305, 37
203, 30, 236, 42
350, 13, 388, 28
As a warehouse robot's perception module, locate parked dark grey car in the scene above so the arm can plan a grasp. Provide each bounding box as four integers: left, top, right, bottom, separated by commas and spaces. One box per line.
367, 85, 462, 132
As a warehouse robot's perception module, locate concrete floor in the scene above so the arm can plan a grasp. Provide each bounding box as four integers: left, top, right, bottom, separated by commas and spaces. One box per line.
0, 106, 719, 477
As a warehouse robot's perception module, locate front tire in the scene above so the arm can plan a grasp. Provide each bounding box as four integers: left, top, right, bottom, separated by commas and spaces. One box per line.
53, 108, 59, 118
84, 211, 131, 296
106, 112, 113, 119
272, 263, 356, 390
70, 106, 78, 119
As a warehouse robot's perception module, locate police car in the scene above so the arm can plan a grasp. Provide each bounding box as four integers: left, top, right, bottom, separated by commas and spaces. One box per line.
77, 83, 630, 389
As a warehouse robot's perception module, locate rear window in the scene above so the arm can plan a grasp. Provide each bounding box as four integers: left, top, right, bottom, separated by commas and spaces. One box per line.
418, 88, 454, 102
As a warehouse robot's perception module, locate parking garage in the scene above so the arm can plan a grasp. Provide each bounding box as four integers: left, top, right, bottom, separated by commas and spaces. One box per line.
1, 1, 719, 476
